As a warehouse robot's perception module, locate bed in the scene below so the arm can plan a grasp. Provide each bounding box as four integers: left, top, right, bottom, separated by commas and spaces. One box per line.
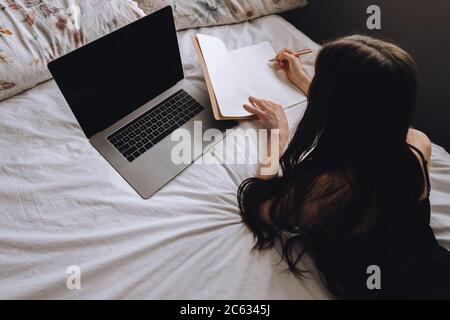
1, 13, 449, 299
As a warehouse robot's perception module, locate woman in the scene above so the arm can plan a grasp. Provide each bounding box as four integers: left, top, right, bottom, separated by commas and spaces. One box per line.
238, 35, 450, 299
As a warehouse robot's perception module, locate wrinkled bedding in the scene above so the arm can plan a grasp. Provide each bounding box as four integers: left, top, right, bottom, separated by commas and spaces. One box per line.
0, 15, 449, 299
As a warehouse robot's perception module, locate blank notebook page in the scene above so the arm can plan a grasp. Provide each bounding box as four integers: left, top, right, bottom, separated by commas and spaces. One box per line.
231, 42, 306, 108
197, 34, 306, 117
197, 33, 251, 117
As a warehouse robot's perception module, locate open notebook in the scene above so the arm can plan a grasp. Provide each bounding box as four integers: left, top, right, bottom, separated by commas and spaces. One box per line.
193, 33, 307, 120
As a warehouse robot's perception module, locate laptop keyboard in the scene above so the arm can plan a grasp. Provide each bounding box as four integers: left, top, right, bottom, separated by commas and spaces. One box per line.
107, 89, 204, 162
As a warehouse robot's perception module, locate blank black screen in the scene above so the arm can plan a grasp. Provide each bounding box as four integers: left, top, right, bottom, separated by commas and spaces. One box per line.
48, 6, 183, 138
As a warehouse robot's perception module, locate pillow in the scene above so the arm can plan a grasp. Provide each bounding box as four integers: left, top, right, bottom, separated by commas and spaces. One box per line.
0, 0, 144, 102
135, 0, 308, 30
135, 0, 168, 15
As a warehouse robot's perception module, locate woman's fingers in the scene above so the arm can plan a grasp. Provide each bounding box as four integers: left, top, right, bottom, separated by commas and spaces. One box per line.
276, 61, 284, 70
275, 48, 296, 63
243, 103, 257, 114
275, 50, 286, 63
278, 51, 297, 65
281, 48, 296, 55
253, 97, 278, 110
283, 48, 296, 54
249, 96, 268, 111
260, 99, 278, 110
275, 52, 296, 71
244, 102, 266, 116
277, 48, 296, 57
244, 97, 273, 117
244, 98, 287, 132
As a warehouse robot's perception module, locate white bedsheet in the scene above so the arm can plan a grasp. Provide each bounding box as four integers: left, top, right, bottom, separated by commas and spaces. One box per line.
0, 15, 449, 299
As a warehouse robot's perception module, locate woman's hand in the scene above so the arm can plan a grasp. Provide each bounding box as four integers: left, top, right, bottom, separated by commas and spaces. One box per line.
275, 48, 311, 94
243, 96, 289, 154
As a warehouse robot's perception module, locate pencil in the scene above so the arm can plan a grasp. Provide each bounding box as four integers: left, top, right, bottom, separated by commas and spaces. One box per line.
269, 48, 313, 62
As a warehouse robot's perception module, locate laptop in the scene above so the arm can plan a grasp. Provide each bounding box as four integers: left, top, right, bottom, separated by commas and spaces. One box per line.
48, 6, 234, 199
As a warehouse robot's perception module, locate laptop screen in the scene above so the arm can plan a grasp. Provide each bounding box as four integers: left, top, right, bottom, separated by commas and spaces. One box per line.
48, 6, 183, 138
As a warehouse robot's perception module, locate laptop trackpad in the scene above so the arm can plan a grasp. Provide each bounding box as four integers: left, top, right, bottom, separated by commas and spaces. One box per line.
122, 140, 190, 198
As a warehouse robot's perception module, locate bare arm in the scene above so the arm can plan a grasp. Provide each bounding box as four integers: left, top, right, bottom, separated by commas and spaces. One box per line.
275, 48, 312, 95
243, 97, 289, 180
243, 97, 290, 224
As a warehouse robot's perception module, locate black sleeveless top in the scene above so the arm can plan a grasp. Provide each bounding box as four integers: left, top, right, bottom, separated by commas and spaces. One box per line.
396, 144, 450, 298
311, 145, 450, 299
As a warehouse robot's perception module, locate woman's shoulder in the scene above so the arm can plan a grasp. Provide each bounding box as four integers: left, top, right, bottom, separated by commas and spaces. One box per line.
407, 129, 431, 200
407, 129, 432, 163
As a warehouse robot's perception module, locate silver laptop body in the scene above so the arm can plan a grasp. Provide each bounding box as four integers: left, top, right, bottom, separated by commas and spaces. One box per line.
49, 6, 234, 198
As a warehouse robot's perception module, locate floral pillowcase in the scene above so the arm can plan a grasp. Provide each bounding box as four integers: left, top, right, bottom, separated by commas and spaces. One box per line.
135, 0, 308, 30
0, 0, 145, 102
0, 1, 307, 102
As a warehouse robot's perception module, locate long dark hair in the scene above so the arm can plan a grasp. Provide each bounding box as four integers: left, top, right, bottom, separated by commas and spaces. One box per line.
238, 35, 424, 298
